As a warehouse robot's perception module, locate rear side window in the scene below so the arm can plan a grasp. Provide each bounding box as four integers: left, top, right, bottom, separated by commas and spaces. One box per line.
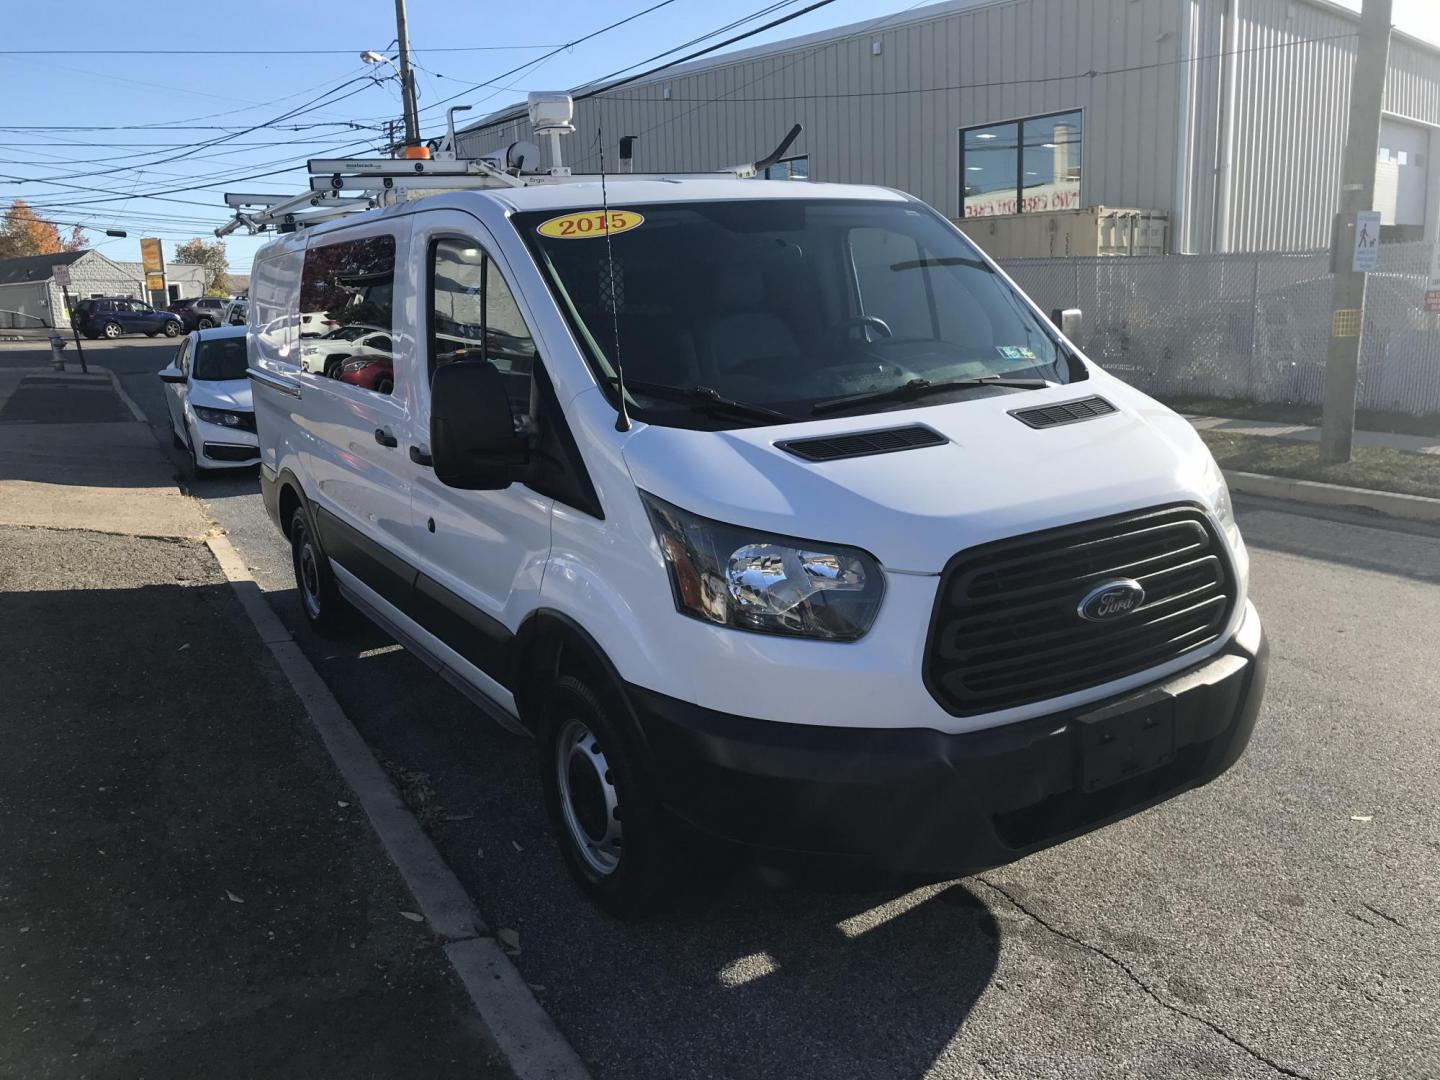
299, 234, 396, 396
429, 239, 536, 416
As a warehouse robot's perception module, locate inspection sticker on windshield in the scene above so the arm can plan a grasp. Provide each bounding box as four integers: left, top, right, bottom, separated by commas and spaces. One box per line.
537, 210, 645, 239
997, 346, 1038, 361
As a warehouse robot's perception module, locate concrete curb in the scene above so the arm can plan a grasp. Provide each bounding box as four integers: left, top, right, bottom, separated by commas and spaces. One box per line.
1226, 469, 1440, 524
91, 364, 149, 425
205, 533, 592, 1080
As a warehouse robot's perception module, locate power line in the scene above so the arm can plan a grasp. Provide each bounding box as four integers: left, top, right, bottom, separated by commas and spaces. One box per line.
406, 0, 687, 122
0, 45, 563, 55
455, 0, 840, 140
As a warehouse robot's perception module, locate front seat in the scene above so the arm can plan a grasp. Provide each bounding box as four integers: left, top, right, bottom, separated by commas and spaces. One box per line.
694, 266, 802, 387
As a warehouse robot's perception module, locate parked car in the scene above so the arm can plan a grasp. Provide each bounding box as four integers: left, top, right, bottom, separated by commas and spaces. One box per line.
157, 326, 257, 474
249, 178, 1266, 917
337, 353, 393, 395
72, 297, 183, 339
222, 298, 248, 326
167, 296, 229, 330
299, 310, 340, 338
298, 323, 391, 378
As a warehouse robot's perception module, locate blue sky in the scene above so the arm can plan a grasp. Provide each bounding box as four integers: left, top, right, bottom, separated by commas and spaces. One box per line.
2, 0, 1435, 277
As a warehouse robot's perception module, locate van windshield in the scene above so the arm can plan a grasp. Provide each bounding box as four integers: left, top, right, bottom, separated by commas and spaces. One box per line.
515, 198, 1067, 428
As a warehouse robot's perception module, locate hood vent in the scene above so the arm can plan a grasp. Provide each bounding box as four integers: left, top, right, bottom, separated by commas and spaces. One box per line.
777, 424, 946, 462
1010, 395, 1116, 430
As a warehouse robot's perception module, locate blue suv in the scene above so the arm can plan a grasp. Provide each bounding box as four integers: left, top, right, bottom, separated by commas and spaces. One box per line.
73, 297, 183, 340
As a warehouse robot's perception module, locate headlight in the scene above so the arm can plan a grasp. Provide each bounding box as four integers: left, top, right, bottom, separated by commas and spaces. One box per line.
342, 359, 378, 373
641, 493, 884, 640
193, 406, 244, 427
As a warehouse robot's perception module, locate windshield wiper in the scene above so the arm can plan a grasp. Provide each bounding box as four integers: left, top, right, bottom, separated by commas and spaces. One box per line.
615, 379, 795, 425
811, 375, 1050, 416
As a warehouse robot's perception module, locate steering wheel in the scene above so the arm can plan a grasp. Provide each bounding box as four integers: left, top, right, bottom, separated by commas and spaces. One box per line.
831, 315, 894, 344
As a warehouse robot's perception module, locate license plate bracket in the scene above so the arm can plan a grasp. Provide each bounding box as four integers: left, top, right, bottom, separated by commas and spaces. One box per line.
1077, 694, 1177, 794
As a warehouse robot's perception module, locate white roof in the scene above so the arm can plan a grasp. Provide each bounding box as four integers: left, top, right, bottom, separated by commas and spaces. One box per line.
476, 177, 906, 213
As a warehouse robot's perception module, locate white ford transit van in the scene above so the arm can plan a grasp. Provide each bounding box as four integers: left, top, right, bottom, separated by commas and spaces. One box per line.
247, 174, 1266, 915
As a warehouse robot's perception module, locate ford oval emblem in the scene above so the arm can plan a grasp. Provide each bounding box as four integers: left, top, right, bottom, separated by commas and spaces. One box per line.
1077, 578, 1146, 622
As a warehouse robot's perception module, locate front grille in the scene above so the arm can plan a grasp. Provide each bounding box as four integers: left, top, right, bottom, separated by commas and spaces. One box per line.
203, 442, 259, 462
924, 505, 1235, 716
777, 425, 945, 462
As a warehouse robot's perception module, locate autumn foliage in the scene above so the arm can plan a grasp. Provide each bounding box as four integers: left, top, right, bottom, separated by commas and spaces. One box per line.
0, 199, 86, 260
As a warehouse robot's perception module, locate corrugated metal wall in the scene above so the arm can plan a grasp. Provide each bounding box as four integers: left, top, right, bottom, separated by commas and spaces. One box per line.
1215, 0, 1440, 253
461, 0, 1187, 219
459, 0, 1440, 255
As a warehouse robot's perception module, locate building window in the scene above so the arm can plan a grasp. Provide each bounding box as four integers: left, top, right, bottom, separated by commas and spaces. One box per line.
960, 110, 1082, 217
762, 155, 808, 181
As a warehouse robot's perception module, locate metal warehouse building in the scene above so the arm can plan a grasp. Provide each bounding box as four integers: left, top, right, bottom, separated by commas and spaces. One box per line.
459, 0, 1440, 255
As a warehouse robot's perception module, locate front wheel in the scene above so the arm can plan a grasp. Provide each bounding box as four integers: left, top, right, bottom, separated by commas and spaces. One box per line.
539, 675, 680, 917
197, 318, 215, 330
162, 321, 181, 337
145, 331, 159, 338
289, 506, 352, 635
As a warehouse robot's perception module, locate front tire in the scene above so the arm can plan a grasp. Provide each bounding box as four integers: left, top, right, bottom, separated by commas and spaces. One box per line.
197, 318, 215, 330
539, 675, 679, 917
163, 321, 181, 337
289, 506, 352, 635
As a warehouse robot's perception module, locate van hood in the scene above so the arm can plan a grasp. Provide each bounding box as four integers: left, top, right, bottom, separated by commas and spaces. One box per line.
620, 373, 1224, 573
189, 378, 252, 411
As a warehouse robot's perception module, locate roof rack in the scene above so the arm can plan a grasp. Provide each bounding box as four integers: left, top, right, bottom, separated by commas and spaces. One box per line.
214, 93, 800, 237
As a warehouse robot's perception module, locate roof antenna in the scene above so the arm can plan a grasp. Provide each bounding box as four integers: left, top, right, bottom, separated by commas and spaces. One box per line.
597, 127, 631, 432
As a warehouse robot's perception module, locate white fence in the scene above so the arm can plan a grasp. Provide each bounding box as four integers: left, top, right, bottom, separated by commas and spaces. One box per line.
1000, 242, 1440, 417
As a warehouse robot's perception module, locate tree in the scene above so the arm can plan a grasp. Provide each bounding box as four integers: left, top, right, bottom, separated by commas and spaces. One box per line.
0, 199, 86, 260
173, 237, 231, 296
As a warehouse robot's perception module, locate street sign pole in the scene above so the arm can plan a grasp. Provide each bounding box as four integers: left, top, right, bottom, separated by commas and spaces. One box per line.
60, 284, 86, 374
1320, 0, 1392, 465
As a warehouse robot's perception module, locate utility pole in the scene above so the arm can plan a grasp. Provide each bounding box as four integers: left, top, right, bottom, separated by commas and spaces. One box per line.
1320, 0, 1392, 465
393, 0, 421, 147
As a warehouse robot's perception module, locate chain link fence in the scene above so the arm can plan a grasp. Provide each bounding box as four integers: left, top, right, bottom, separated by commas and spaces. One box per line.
1000, 242, 1440, 417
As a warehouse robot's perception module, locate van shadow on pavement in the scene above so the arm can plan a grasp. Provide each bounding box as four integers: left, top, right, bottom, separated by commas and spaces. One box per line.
303, 612, 1004, 1080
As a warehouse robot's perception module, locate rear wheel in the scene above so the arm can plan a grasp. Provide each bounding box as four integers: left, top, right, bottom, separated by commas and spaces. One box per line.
539, 675, 680, 917
101, 322, 122, 339
145, 331, 159, 338
289, 506, 352, 635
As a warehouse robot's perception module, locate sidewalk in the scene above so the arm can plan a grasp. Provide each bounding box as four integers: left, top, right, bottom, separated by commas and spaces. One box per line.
0, 372, 510, 1077
1187, 413, 1440, 456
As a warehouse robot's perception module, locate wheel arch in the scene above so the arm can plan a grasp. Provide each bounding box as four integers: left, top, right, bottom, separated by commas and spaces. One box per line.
512, 609, 651, 755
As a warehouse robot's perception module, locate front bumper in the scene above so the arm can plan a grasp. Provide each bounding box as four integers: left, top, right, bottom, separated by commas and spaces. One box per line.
191, 416, 258, 468
631, 601, 1267, 881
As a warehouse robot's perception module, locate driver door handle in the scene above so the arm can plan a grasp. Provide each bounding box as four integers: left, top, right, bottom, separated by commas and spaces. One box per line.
374, 428, 398, 448
409, 446, 432, 467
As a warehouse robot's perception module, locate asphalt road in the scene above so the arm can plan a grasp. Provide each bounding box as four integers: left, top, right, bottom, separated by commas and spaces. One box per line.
45, 340, 1440, 1079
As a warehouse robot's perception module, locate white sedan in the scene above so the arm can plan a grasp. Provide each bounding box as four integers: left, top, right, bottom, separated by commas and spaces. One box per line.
298, 323, 392, 377
158, 326, 258, 474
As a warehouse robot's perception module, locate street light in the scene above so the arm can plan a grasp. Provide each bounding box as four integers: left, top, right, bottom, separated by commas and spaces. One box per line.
359, 50, 392, 67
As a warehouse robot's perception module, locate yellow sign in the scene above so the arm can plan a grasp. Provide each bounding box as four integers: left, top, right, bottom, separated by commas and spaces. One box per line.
145, 272, 166, 292
140, 237, 164, 275
536, 209, 644, 240
1331, 308, 1362, 338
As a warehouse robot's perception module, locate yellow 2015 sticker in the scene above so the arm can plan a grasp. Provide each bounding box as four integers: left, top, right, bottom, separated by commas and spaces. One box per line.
536, 209, 644, 239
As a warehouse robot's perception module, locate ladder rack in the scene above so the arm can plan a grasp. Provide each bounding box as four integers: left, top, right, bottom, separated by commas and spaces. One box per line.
212, 96, 800, 237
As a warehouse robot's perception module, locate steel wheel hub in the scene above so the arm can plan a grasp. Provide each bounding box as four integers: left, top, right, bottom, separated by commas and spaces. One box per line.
556, 718, 622, 876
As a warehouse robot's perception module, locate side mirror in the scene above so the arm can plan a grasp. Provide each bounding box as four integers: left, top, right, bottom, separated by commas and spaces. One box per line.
1050, 307, 1083, 345
430, 360, 529, 490
158, 368, 186, 384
